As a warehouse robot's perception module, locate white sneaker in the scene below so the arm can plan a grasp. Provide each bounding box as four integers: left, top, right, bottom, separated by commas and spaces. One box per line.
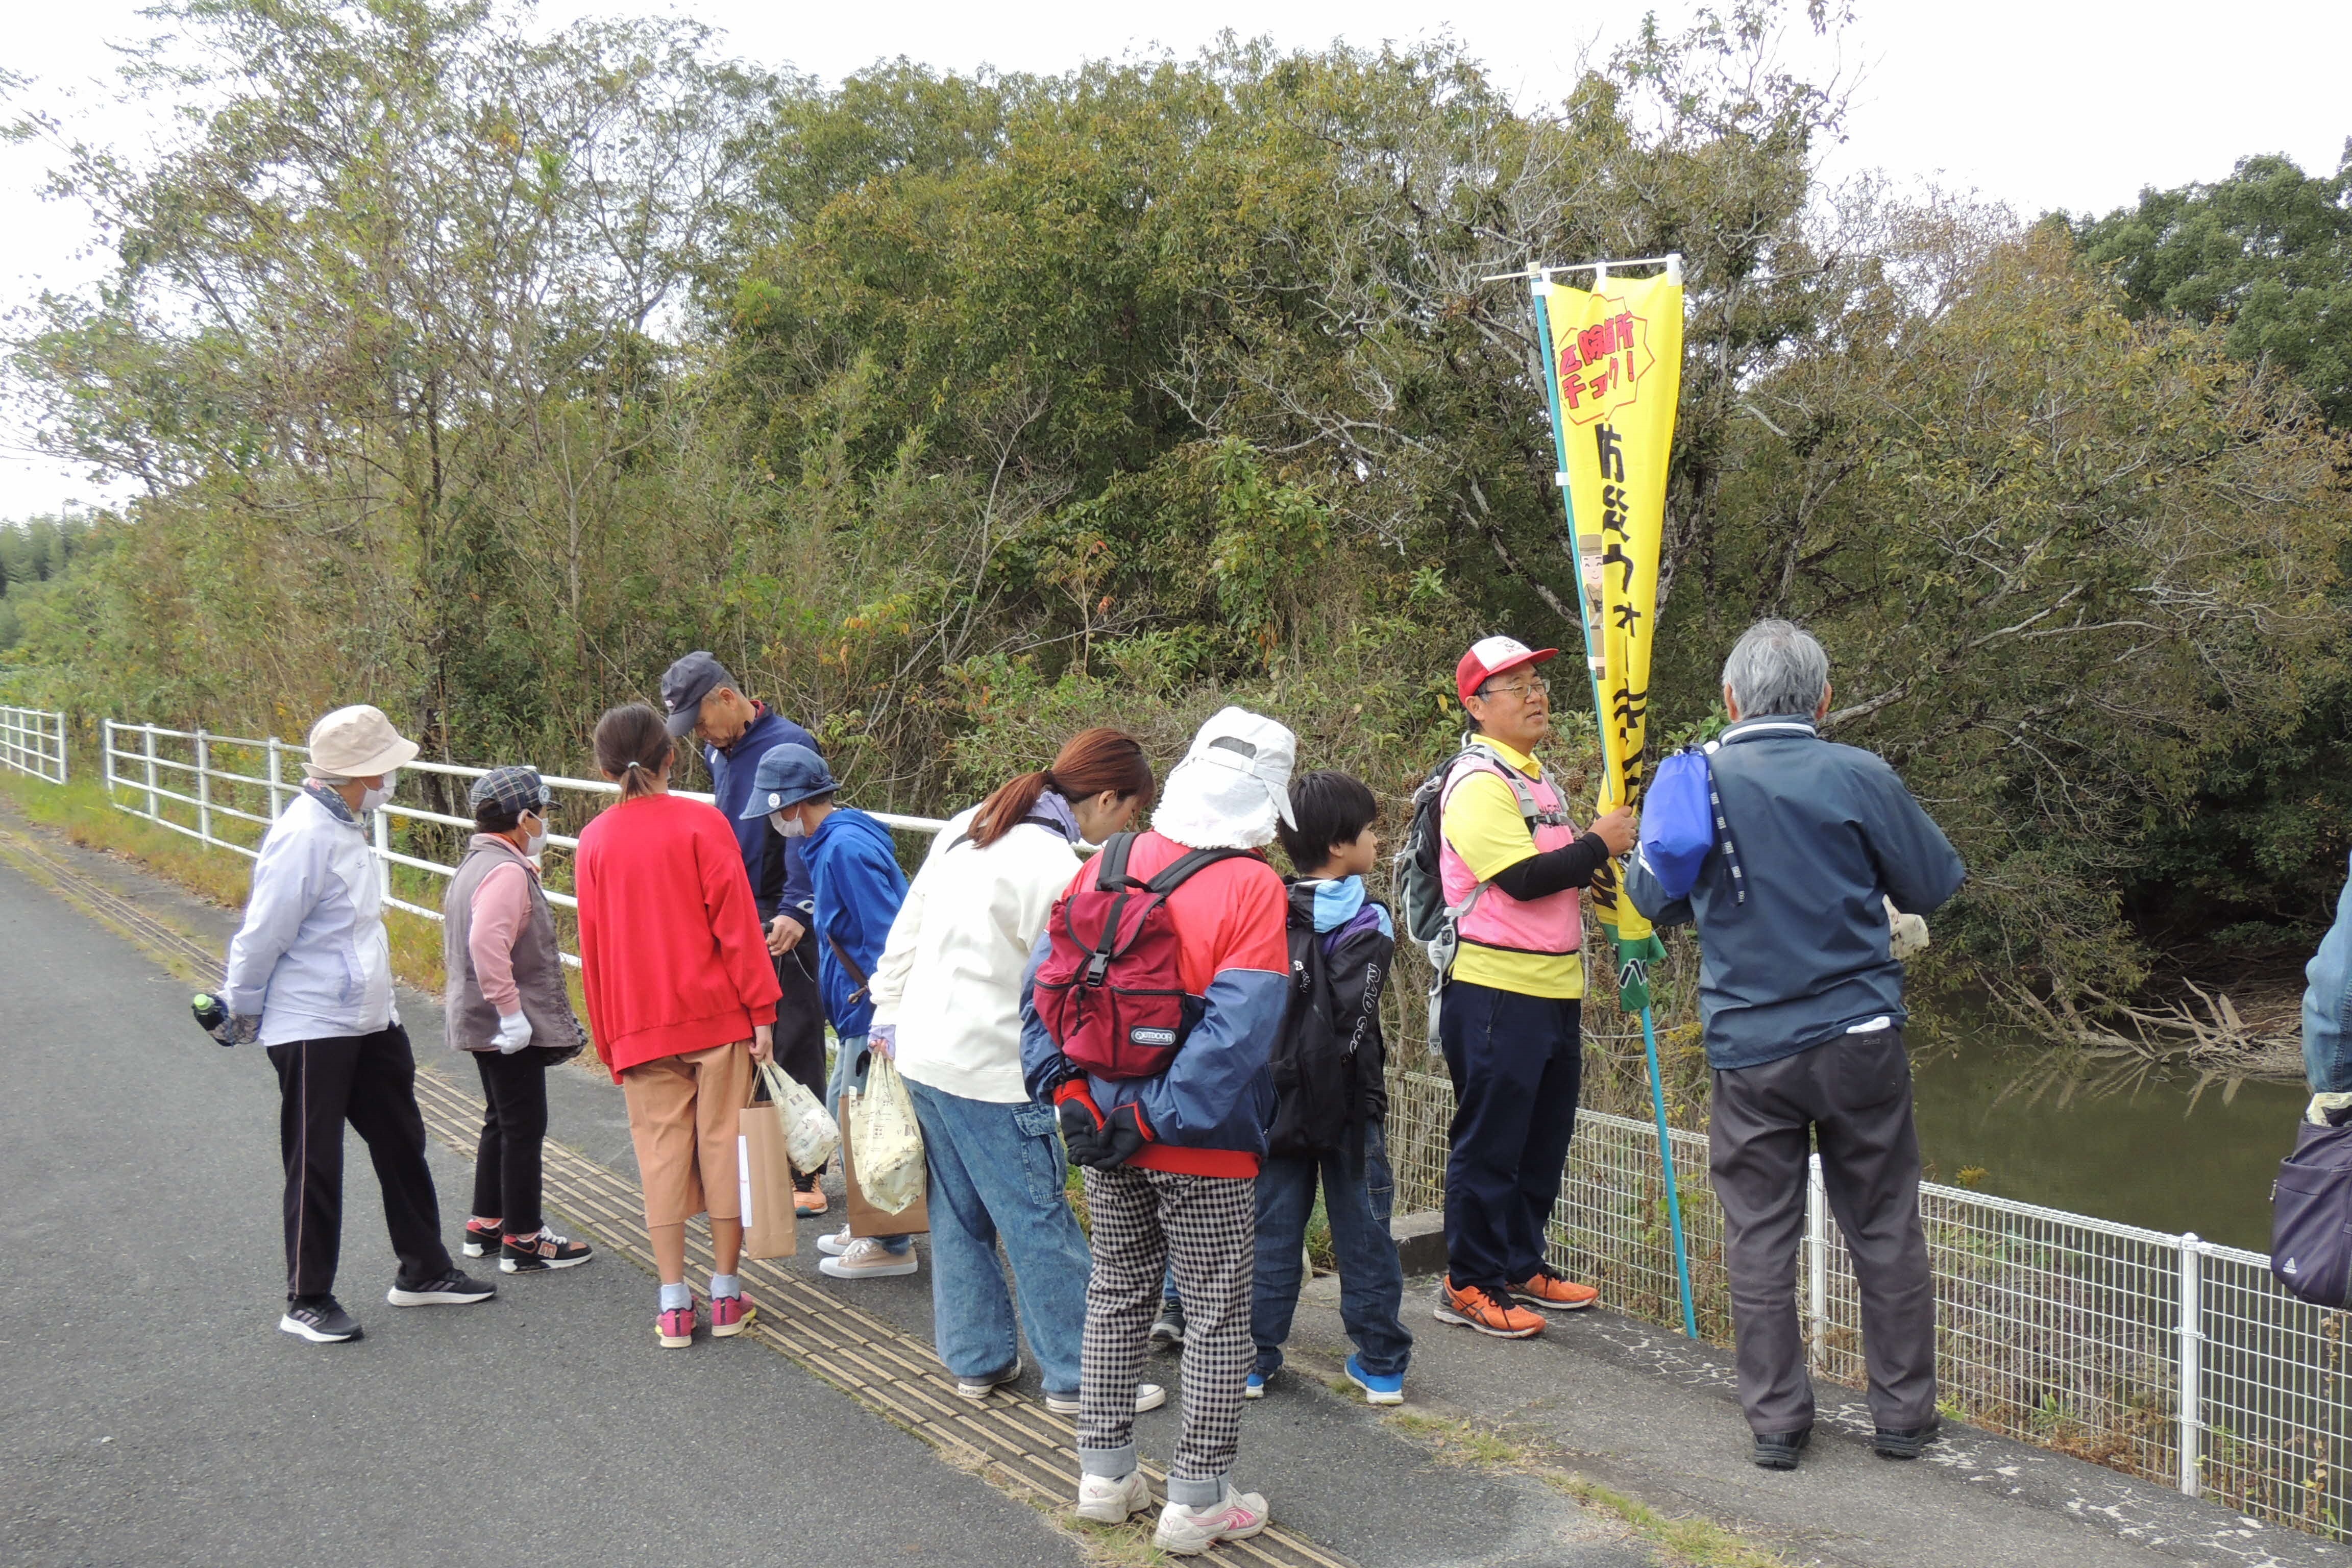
819, 1236, 919, 1279
1154, 1488, 1269, 1556
956, 1357, 1023, 1401
816, 1224, 854, 1257
1045, 1382, 1167, 1416
1074, 1468, 1154, 1524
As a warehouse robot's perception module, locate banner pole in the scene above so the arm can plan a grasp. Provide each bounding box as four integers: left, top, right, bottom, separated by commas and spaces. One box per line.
1527, 275, 1700, 1341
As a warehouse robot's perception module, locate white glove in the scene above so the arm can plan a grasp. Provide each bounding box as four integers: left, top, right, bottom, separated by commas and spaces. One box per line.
495, 1012, 533, 1054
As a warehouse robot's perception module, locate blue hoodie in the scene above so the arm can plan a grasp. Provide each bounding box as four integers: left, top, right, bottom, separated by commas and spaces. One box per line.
802, 805, 909, 1038
705, 705, 820, 925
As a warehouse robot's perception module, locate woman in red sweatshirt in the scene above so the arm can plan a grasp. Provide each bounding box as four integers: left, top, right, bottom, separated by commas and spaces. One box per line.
575, 702, 781, 1348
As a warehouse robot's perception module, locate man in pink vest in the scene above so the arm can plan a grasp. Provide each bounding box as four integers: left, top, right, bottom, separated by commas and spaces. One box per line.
1433, 636, 1635, 1339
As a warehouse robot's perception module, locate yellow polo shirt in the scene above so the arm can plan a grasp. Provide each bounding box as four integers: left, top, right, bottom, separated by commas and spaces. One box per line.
1439, 738, 1585, 1000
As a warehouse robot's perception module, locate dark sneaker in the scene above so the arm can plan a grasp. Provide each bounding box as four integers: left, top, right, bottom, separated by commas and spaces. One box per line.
387, 1270, 497, 1307
500, 1227, 593, 1273
461, 1218, 503, 1258
1149, 1299, 1186, 1350
1753, 1427, 1811, 1471
1874, 1424, 1938, 1460
280, 1296, 362, 1342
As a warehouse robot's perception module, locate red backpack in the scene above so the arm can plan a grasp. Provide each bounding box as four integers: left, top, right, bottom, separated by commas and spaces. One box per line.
1033, 834, 1251, 1081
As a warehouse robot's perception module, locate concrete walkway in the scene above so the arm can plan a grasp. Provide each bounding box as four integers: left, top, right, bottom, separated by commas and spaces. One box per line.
3, 790, 2346, 1568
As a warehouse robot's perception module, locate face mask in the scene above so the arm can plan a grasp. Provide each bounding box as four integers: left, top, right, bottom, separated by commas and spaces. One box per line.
359, 769, 398, 814
522, 816, 547, 858
770, 810, 806, 839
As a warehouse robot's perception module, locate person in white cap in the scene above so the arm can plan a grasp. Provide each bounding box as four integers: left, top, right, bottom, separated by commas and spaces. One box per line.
1021, 706, 1294, 1555
220, 704, 496, 1343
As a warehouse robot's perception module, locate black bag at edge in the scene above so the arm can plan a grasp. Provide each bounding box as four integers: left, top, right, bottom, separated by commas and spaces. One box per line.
2271, 1117, 2352, 1308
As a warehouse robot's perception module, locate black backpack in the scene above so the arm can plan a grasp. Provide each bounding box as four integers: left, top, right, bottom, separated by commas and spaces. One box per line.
1265, 913, 1387, 1160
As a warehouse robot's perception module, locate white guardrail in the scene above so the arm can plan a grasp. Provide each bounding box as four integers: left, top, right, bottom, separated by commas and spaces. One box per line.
1, 705, 69, 784
15, 715, 2346, 1542
97, 719, 946, 969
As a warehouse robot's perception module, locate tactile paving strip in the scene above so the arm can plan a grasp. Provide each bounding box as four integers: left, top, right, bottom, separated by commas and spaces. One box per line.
0, 823, 1356, 1567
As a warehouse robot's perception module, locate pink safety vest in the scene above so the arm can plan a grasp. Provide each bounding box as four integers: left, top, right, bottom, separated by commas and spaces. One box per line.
1437, 749, 1583, 957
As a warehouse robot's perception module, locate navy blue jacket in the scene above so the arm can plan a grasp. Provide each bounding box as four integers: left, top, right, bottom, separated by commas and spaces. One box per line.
705, 706, 819, 924
802, 806, 909, 1039
1625, 717, 1965, 1070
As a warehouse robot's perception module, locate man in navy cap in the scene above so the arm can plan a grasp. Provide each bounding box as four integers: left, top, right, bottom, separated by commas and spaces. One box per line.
660, 650, 831, 1216
743, 744, 918, 1280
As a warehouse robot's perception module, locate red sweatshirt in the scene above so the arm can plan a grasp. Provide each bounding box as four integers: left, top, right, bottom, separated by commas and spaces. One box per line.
575, 792, 782, 1081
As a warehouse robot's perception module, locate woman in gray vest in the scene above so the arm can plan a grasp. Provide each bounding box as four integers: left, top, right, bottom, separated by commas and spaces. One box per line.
444, 766, 594, 1272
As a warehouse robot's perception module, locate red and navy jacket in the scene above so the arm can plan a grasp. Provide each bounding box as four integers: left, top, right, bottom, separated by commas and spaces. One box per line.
1019, 830, 1290, 1178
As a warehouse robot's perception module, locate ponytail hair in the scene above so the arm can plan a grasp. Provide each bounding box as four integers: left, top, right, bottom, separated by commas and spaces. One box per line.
968, 727, 1156, 849
594, 702, 673, 800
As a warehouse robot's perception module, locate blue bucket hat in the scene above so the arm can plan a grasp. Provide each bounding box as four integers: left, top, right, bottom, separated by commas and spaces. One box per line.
741, 744, 839, 817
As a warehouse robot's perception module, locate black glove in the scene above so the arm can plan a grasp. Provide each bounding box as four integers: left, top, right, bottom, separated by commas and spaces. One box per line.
1057, 1088, 1108, 1167
1097, 1102, 1152, 1167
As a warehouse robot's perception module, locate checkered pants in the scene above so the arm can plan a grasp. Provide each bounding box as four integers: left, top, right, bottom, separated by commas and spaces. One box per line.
1077, 1164, 1256, 1507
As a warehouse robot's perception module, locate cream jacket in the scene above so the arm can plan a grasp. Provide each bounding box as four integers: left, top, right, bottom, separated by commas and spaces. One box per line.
869, 805, 1087, 1103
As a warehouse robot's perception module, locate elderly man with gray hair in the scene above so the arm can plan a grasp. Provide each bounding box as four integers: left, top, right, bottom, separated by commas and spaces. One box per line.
1626, 620, 1963, 1472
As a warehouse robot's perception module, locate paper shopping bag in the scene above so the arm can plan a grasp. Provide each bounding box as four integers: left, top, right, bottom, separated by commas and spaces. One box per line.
738, 1091, 799, 1261
841, 1096, 929, 1239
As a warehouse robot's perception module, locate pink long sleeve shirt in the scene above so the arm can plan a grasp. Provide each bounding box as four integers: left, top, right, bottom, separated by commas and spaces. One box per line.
467, 859, 536, 1016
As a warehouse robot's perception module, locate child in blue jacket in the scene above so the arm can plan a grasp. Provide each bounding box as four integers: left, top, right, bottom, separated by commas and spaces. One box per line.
744, 744, 914, 1279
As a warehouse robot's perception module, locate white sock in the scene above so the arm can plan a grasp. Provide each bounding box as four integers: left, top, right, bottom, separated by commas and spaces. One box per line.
710, 1272, 741, 1300
659, 1281, 691, 1311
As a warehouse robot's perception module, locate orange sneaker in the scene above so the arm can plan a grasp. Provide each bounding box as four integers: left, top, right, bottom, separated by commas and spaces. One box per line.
1513, 1266, 1599, 1312
1433, 1276, 1546, 1339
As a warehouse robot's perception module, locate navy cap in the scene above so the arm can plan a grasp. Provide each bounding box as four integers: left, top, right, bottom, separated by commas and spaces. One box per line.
660, 650, 737, 738
742, 744, 839, 817
469, 766, 551, 819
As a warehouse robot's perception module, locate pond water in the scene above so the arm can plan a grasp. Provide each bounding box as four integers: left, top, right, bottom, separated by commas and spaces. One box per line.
1908, 1025, 2307, 1254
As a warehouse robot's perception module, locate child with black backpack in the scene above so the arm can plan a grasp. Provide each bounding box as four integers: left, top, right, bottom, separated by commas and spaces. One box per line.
1250, 770, 1413, 1405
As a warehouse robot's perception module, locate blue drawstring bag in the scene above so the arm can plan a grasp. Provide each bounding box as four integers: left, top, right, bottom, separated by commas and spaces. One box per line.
1639, 745, 1722, 902
2273, 1116, 2352, 1308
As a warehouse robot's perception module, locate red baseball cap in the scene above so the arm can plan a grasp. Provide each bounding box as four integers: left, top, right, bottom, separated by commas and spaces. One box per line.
1456, 635, 1559, 704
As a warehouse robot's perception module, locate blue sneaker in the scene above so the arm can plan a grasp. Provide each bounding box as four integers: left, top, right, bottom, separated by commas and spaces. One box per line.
1345, 1353, 1404, 1406
1244, 1369, 1268, 1400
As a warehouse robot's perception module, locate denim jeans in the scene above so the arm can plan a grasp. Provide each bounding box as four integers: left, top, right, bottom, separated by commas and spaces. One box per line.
902, 1078, 1091, 1394
1251, 1121, 1413, 1379
829, 1033, 910, 1254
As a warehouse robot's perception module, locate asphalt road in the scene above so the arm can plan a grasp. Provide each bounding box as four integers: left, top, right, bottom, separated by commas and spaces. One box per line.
0, 853, 1084, 1568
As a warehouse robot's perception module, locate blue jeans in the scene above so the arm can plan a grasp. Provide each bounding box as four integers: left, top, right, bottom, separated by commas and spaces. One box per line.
904, 1079, 1091, 1396
829, 1033, 910, 1254
1252, 1122, 1413, 1379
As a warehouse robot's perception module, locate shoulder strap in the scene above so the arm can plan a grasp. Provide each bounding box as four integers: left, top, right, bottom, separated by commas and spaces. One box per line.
825, 932, 872, 1004
1093, 831, 1139, 890
1441, 744, 1546, 831
1143, 845, 1252, 895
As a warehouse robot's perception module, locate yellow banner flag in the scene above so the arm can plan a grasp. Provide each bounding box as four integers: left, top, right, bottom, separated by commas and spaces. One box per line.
1541, 270, 1684, 955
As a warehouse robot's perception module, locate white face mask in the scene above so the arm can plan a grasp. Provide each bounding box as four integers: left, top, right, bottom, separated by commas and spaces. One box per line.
769, 809, 806, 839
359, 769, 398, 814
522, 815, 547, 858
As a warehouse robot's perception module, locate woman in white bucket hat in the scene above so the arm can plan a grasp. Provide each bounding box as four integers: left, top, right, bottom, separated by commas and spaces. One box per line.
221, 704, 496, 1343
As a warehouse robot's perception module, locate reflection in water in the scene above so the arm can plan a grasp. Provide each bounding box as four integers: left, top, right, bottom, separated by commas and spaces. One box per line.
1908, 1033, 2306, 1253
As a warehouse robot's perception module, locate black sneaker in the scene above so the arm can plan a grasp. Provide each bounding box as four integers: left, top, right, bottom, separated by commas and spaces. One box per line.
500, 1227, 593, 1273
279, 1296, 363, 1342
1752, 1427, 1811, 1471
461, 1219, 503, 1258
1874, 1424, 1938, 1460
1149, 1299, 1186, 1350
386, 1269, 498, 1306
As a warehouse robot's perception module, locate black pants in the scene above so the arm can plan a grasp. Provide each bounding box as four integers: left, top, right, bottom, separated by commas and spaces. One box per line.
469, 1049, 549, 1236
1710, 1030, 1937, 1434
267, 1025, 454, 1301
1438, 981, 1582, 1295
772, 942, 827, 1183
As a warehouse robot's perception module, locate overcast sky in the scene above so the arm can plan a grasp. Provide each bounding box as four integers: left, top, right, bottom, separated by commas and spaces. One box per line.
3, 0, 2345, 521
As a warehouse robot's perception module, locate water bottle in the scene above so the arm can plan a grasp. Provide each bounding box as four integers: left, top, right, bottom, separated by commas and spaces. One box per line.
191, 992, 232, 1045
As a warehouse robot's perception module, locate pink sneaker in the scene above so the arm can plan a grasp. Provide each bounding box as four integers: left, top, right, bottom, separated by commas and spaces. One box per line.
657, 1305, 696, 1348
709, 1293, 755, 1338
1154, 1488, 1269, 1555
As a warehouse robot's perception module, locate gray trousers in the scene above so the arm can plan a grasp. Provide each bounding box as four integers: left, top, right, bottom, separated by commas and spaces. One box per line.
1710, 1030, 1937, 1435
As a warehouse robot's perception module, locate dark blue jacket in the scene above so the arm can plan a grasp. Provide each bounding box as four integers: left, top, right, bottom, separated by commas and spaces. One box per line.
1625, 717, 1965, 1070
705, 706, 819, 924
802, 806, 908, 1039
